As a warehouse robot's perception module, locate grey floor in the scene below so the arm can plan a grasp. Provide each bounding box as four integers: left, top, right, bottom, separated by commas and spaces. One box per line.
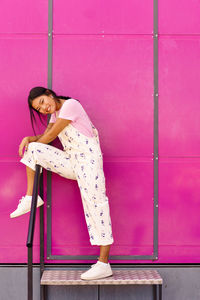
0, 265, 200, 300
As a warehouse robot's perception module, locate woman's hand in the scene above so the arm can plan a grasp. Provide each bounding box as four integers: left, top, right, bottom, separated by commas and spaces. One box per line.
18, 124, 54, 156
19, 137, 30, 157
37, 119, 71, 144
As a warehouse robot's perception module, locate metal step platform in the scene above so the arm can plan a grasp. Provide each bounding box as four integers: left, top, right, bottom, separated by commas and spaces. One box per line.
41, 269, 163, 285
41, 269, 163, 299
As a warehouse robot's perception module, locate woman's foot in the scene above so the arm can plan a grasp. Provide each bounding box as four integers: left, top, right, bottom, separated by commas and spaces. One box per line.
80, 260, 113, 280
10, 195, 44, 218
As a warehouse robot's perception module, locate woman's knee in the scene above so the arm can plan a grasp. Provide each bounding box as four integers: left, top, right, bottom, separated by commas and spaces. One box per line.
28, 142, 41, 150
27, 142, 46, 155
26, 143, 46, 164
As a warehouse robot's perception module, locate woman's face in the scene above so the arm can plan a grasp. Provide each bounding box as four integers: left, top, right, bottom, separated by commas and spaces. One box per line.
31, 94, 58, 115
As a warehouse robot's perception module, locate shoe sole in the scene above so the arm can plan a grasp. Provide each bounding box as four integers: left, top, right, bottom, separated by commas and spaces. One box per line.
10, 202, 44, 218
81, 272, 113, 281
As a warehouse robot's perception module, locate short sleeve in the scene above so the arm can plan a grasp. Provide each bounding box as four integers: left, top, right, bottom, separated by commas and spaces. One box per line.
58, 99, 80, 121
49, 112, 56, 123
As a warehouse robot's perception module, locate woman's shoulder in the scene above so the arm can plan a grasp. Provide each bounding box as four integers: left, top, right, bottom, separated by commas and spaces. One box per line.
58, 98, 83, 121
62, 98, 80, 105
61, 98, 82, 110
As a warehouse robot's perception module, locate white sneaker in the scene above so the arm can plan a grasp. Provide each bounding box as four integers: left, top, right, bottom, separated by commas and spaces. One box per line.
10, 195, 44, 218
80, 261, 113, 280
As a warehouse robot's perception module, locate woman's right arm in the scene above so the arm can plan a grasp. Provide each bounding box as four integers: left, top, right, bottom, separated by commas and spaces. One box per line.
19, 123, 54, 157
29, 123, 54, 142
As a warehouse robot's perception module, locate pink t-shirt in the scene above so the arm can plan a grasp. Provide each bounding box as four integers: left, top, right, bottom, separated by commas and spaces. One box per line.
49, 98, 95, 137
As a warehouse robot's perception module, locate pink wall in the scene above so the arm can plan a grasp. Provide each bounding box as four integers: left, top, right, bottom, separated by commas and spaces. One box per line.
1, 0, 200, 263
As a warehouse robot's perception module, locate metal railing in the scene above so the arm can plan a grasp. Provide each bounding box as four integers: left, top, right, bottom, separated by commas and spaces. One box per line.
26, 164, 45, 300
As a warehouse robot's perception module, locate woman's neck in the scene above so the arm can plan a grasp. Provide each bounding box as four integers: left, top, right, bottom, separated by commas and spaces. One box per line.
56, 99, 65, 111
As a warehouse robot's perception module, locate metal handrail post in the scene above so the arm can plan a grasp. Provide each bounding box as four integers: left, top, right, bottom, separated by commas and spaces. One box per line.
27, 164, 41, 300
39, 172, 46, 300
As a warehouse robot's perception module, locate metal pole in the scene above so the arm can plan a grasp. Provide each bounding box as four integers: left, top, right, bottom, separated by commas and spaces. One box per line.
40, 172, 45, 300
27, 164, 41, 300
28, 247, 33, 300
153, 284, 157, 300
27, 164, 41, 247
159, 284, 162, 300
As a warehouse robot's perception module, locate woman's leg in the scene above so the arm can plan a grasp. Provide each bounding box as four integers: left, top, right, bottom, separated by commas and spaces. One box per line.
10, 164, 43, 218
24, 147, 112, 261
10, 142, 77, 218
98, 245, 111, 263
20, 142, 76, 198
20, 142, 77, 181
73, 154, 114, 246
26, 166, 35, 196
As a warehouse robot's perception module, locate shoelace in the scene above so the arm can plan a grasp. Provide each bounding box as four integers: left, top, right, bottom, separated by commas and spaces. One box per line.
91, 262, 103, 268
17, 196, 25, 208
91, 261, 108, 268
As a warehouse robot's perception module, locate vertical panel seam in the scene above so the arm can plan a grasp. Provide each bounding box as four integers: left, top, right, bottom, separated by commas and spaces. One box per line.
46, 0, 53, 260
153, 0, 159, 260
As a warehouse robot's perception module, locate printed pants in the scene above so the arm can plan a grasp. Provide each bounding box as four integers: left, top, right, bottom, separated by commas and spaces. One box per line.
20, 142, 114, 246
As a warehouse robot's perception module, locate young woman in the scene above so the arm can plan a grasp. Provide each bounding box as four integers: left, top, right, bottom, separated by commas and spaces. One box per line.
10, 87, 114, 280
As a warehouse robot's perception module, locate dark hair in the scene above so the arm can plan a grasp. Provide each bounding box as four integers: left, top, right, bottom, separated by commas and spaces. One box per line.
28, 86, 75, 134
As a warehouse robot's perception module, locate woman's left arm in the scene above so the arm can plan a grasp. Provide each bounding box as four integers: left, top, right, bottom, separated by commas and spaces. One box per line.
37, 118, 71, 144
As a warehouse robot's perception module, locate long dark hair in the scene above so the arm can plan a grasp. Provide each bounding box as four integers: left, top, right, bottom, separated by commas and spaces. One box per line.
28, 86, 76, 134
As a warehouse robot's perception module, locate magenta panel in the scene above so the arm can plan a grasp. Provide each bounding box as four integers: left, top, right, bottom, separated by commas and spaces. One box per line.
159, 0, 200, 34
0, 0, 48, 33
51, 160, 154, 262
0, 36, 48, 159
158, 158, 200, 263
53, 0, 153, 34
53, 35, 153, 157
0, 162, 43, 263
159, 36, 200, 157
0, 36, 48, 262
3, 0, 199, 266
